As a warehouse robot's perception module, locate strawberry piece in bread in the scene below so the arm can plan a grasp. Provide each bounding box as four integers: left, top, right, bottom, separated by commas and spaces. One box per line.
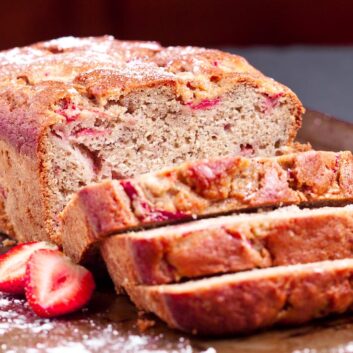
25, 249, 95, 318
0, 242, 58, 294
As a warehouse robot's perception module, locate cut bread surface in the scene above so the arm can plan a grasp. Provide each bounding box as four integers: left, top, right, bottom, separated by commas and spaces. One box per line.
101, 205, 353, 286
0, 36, 303, 245
61, 150, 353, 263
127, 259, 353, 335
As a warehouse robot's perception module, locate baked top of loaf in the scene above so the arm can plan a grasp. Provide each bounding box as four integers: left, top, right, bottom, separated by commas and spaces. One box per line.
0, 35, 302, 156
61, 150, 353, 263
128, 259, 353, 335
101, 205, 353, 286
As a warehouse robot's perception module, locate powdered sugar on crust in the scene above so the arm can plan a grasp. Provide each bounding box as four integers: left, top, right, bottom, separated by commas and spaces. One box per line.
0, 35, 290, 102
75, 60, 177, 98
40, 36, 161, 55
40, 36, 116, 52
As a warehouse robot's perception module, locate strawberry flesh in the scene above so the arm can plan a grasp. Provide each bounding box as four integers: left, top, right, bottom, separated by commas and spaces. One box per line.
187, 97, 221, 110
25, 249, 95, 318
0, 242, 58, 294
121, 181, 187, 222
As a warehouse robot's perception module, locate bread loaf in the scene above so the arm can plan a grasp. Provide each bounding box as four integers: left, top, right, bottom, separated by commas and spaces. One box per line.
0, 36, 303, 245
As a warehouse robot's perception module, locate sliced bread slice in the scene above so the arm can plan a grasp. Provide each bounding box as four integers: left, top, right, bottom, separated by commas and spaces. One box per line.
61, 150, 353, 262
101, 205, 353, 286
127, 259, 353, 335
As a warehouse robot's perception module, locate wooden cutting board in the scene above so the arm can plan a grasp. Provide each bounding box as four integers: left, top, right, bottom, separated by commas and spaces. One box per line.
2, 110, 353, 353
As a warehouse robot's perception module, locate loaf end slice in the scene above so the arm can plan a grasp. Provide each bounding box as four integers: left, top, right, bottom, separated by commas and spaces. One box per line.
101, 205, 353, 286
62, 150, 353, 263
128, 259, 353, 335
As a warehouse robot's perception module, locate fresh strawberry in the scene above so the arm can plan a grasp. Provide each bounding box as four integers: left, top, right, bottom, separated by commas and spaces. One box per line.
0, 242, 58, 294
25, 249, 95, 318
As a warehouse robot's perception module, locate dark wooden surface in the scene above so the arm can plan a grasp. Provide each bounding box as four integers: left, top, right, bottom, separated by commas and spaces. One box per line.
2, 110, 353, 352
297, 110, 353, 150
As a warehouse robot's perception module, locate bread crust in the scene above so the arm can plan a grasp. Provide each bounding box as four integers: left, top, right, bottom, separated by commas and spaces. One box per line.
62, 150, 353, 263
127, 259, 353, 335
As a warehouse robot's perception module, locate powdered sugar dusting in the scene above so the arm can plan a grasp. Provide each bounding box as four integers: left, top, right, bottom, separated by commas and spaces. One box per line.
82, 60, 176, 83
117, 60, 175, 81
0, 47, 44, 66
0, 295, 55, 336
43, 36, 114, 52
0, 292, 208, 352
0, 35, 262, 102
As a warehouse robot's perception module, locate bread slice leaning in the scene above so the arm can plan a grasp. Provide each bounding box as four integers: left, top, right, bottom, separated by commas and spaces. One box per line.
126, 259, 353, 335
101, 205, 353, 286
61, 150, 353, 263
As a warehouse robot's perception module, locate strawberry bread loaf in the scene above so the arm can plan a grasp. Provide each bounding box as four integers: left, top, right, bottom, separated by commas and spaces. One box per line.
0, 36, 304, 245
3, 35, 353, 338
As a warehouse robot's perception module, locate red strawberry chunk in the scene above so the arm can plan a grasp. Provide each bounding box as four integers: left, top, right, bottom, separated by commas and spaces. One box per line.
0, 242, 58, 294
25, 249, 95, 318
55, 99, 80, 123
121, 181, 187, 222
262, 92, 284, 113
187, 97, 221, 110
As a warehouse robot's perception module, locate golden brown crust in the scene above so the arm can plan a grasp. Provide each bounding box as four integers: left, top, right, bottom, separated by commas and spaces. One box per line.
128, 260, 353, 335
61, 150, 353, 263
61, 181, 136, 261
101, 206, 353, 286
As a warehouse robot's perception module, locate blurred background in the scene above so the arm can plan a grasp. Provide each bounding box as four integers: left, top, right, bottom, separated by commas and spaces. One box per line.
2, 0, 353, 120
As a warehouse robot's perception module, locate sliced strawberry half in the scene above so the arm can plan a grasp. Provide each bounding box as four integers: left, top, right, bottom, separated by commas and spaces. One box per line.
25, 249, 95, 318
0, 241, 58, 294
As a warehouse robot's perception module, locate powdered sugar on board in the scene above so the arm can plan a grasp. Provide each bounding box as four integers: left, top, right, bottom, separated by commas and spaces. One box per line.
0, 291, 215, 353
